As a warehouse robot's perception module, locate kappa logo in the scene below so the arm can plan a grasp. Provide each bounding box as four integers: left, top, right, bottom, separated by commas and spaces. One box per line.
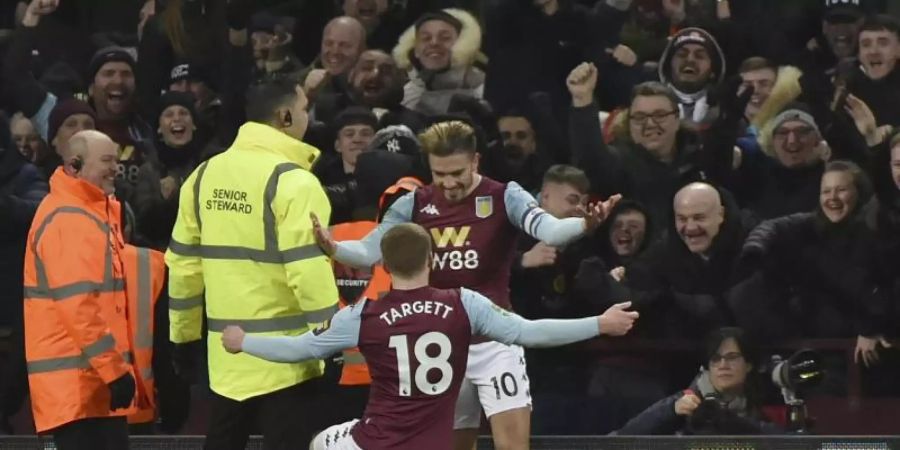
420, 204, 440, 216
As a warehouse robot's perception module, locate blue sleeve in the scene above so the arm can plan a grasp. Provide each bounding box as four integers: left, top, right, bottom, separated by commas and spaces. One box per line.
240, 300, 365, 363
31, 93, 57, 142
333, 191, 414, 268
504, 182, 586, 247
460, 288, 600, 348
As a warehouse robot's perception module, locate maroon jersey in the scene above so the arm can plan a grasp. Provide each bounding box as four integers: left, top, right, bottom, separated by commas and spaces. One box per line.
412, 177, 518, 310
352, 287, 471, 450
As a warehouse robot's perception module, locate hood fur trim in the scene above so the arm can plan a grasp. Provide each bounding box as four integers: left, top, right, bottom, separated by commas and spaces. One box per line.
393, 9, 484, 71
751, 66, 802, 130
756, 67, 809, 158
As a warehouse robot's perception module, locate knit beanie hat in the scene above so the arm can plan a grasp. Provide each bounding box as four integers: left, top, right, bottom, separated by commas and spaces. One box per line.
157, 91, 198, 127
48, 99, 96, 144
87, 46, 136, 83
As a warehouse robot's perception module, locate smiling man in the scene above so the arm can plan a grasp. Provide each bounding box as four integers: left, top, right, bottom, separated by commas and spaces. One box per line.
848, 15, 900, 126
657, 27, 726, 126
620, 182, 748, 339
86, 47, 153, 190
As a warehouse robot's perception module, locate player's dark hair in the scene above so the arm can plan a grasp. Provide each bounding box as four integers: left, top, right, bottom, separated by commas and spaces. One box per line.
381, 223, 432, 278
245, 76, 300, 124
542, 164, 590, 194
418, 120, 477, 157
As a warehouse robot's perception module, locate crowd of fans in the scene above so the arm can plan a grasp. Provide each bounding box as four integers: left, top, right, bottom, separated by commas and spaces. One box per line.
0, 0, 899, 437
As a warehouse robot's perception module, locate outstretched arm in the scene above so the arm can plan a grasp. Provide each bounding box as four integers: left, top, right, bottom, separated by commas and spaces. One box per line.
225, 300, 365, 363
461, 288, 637, 348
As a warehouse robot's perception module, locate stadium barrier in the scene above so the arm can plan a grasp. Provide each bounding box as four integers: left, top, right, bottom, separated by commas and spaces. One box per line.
0, 435, 899, 450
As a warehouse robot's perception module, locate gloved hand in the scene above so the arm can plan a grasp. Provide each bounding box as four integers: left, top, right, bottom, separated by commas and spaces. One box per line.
172, 342, 199, 384
108, 372, 136, 410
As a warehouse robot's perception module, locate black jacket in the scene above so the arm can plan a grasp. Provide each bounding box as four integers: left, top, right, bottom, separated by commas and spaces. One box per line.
618, 188, 749, 339
0, 147, 48, 327
616, 370, 782, 435
569, 101, 737, 237
847, 66, 900, 128
732, 211, 883, 340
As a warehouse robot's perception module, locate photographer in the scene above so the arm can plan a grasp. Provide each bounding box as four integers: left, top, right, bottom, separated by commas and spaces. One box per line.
615, 327, 782, 435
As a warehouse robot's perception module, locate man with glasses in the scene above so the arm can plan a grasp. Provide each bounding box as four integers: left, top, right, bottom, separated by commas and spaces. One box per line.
724, 103, 829, 221
567, 62, 738, 235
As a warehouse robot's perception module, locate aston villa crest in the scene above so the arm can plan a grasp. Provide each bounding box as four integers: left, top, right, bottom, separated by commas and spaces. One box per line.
475, 196, 493, 218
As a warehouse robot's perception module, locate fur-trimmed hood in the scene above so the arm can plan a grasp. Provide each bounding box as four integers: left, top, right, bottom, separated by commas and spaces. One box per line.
658, 27, 726, 87
392, 8, 485, 72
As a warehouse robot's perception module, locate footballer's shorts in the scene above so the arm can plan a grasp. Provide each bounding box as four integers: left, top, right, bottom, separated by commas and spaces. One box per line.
453, 341, 532, 429
309, 419, 362, 450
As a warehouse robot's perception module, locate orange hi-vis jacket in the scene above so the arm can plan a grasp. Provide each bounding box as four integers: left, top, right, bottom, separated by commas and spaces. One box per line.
123, 245, 166, 425
333, 176, 424, 386
23, 168, 163, 432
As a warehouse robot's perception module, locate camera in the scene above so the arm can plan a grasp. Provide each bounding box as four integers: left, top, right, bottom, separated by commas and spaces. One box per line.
768, 349, 825, 432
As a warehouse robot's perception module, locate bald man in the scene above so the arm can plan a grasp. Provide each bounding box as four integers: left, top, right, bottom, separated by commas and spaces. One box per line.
603, 182, 746, 339
321, 16, 366, 76
673, 182, 725, 256
63, 130, 119, 195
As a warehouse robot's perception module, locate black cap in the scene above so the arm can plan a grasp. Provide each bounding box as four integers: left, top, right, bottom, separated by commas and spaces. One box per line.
414, 10, 463, 32
333, 107, 378, 133
824, 0, 863, 22
87, 46, 136, 82
368, 125, 421, 158
169, 61, 218, 91
157, 91, 198, 126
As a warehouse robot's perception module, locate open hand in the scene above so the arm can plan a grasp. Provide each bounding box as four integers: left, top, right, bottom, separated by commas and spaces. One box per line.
310, 212, 336, 256
579, 194, 622, 233
855, 335, 893, 368
606, 45, 638, 67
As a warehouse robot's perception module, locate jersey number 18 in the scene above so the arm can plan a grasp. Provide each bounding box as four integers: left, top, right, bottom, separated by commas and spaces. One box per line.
389, 332, 453, 397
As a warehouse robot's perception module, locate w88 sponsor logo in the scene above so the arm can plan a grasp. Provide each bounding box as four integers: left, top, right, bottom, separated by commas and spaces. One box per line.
432, 249, 479, 271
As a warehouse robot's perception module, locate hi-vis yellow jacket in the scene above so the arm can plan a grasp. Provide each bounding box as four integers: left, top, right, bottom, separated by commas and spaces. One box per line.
165, 122, 338, 401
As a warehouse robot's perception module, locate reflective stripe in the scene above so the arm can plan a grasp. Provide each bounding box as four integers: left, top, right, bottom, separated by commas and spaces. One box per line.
193, 161, 210, 232
341, 351, 367, 365
23, 279, 124, 301
83, 334, 116, 358
135, 248, 152, 348
305, 304, 338, 323
141, 366, 153, 380
169, 295, 203, 310
168, 239, 201, 257
27, 206, 122, 306
170, 163, 319, 265
27, 350, 131, 375
281, 244, 322, 263
27, 355, 89, 373
207, 314, 308, 333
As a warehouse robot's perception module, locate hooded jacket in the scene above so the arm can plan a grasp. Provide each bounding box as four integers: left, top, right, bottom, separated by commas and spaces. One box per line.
393, 9, 487, 116
657, 27, 727, 126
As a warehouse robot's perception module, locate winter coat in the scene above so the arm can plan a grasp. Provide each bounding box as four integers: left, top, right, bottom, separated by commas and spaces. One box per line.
569, 100, 734, 235
393, 9, 486, 116
616, 369, 781, 435
847, 66, 900, 127
132, 139, 206, 250
621, 188, 749, 339
731, 211, 883, 341
0, 148, 49, 328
